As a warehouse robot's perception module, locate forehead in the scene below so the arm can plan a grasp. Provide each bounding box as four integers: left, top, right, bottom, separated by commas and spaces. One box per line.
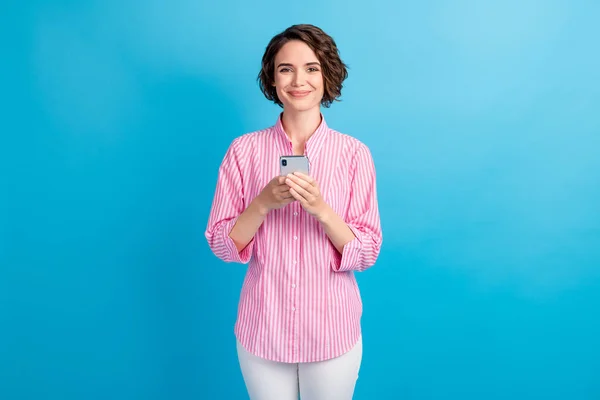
275, 40, 319, 64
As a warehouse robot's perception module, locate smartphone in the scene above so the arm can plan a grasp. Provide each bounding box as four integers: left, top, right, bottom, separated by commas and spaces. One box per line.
280, 155, 310, 176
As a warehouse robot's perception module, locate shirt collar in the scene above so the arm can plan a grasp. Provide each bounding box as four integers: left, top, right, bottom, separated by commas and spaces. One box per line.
273, 113, 329, 162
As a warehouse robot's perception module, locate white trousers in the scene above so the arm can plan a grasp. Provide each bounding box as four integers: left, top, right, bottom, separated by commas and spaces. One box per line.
236, 337, 363, 400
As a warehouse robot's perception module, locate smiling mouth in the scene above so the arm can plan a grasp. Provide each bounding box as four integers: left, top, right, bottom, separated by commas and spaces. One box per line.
288, 91, 311, 98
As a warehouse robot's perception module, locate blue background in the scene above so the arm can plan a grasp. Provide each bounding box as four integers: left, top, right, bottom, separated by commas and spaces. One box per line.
2, 1, 599, 399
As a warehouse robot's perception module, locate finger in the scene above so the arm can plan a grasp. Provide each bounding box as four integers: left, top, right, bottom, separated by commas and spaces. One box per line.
287, 181, 311, 201
277, 185, 291, 195
289, 187, 308, 206
277, 176, 287, 184
288, 187, 302, 201
286, 174, 311, 190
292, 172, 315, 186
286, 177, 317, 200
277, 188, 294, 199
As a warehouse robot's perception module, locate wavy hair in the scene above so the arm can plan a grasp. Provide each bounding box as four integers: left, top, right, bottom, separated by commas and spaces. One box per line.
258, 24, 349, 108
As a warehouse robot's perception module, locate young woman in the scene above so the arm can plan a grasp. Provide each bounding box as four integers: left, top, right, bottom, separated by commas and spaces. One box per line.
205, 24, 383, 400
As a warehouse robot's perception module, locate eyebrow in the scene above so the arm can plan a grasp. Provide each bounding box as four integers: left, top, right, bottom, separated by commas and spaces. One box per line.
277, 62, 321, 68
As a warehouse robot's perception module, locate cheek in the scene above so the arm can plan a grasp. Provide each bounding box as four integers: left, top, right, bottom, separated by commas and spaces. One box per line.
310, 76, 324, 90
274, 74, 290, 87
273, 78, 286, 96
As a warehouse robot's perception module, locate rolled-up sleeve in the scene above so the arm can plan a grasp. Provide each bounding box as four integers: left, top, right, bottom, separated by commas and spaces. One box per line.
205, 139, 254, 264
331, 143, 382, 272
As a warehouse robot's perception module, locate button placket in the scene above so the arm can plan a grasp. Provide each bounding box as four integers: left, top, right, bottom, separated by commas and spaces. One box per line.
291, 202, 301, 356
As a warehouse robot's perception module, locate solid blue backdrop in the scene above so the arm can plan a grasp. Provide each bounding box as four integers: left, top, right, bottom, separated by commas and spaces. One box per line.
2, 1, 599, 399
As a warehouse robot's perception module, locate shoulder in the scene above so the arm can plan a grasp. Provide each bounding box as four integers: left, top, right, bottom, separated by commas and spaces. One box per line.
223, 126, 274, 157
228, 126, 274, 150
327, 128, 373, 158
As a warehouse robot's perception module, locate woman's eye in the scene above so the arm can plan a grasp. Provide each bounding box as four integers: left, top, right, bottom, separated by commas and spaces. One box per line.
308, 67, 319, 72
279, 68, 291, 73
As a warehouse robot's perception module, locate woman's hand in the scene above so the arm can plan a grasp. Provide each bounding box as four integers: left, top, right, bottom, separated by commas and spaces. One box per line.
285, 172, 328, 218
254, 176, 295, 215
286, 171, 358, 255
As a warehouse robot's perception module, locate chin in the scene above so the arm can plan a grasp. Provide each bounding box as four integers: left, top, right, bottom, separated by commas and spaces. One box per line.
282, 99, 321, 113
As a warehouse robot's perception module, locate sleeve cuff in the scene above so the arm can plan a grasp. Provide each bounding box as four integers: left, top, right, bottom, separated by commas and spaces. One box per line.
222, 218, 254, 264
331, 225, 363, 272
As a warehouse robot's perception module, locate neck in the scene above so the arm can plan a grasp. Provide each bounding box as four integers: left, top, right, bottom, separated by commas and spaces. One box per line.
280, 108, 322, 144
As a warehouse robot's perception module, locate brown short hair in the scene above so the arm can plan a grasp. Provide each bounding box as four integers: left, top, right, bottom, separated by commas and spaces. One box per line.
258, 24, 349, 108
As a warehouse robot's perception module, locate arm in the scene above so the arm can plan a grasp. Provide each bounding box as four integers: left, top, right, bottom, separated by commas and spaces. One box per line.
325, 144, 382, 272
316, 204, 356, 254
228, 199, 268, 252
205, 139, 257, 263
229, 174, 294, 251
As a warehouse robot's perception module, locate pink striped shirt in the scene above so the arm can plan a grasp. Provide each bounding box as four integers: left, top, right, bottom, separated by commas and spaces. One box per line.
205, 114, 382, 363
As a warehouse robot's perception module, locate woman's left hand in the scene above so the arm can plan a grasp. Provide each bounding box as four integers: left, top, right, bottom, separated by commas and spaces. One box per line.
285, 172, 328, 218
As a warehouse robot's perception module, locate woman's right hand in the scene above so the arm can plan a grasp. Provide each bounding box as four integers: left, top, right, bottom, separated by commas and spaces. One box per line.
254, 176, 295, 215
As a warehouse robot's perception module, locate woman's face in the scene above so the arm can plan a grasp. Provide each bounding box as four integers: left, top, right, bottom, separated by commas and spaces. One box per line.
272, 40, 324, 113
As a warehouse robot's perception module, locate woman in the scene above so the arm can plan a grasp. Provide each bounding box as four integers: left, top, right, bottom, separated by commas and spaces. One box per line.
205, 24, 382, 400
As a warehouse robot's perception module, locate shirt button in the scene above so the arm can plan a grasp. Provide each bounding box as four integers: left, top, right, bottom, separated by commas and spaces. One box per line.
293, 260, 297, 264
293, 236, 298, 240
294, 212, 298, 216
291, 284, 296, 288
292, 307, 296, 311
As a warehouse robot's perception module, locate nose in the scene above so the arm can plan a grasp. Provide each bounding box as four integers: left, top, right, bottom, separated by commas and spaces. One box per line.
292, 70, 305, 87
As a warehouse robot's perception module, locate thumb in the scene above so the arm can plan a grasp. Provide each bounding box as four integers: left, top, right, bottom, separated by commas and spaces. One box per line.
278, 176, 287, 184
